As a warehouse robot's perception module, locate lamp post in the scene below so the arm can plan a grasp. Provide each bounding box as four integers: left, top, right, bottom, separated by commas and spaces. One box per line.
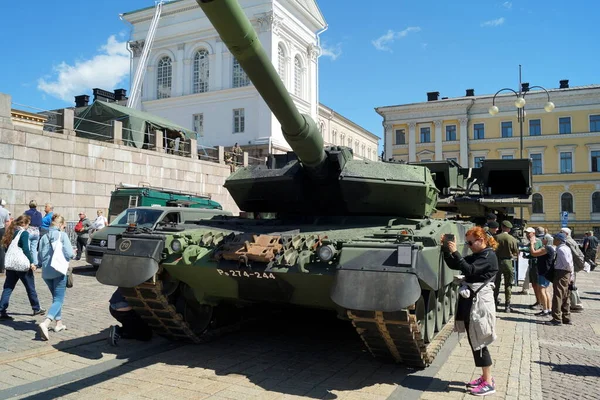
488, 65, 555, 223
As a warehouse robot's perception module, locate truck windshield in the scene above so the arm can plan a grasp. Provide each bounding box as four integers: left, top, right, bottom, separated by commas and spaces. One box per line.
110, 209, 164, 228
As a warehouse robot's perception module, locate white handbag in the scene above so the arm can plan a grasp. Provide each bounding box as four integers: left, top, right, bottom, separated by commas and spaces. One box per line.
49, 233, 70, 275
5, 230, 31, 272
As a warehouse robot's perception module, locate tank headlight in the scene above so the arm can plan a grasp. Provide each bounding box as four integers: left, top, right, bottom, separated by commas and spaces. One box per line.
171, 239, 182, 253
317, 245, 336, 262
100, 240, 107, 247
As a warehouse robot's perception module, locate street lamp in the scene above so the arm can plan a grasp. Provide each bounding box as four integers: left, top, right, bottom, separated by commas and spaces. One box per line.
487, 65, 555, 225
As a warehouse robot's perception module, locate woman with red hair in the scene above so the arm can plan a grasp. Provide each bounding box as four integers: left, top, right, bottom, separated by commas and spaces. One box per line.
442, 226, 498, 396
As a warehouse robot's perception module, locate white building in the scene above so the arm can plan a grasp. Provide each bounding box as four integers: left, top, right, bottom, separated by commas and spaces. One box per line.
122, 0, 378, 160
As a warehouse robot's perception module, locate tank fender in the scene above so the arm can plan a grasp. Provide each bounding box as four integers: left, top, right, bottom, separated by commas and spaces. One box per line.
96, 236, 164, 287
331, 269, 421, 312
330, 244, 421, 311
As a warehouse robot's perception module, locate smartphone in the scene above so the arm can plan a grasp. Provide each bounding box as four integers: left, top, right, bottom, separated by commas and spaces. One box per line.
444, 234, 455, 244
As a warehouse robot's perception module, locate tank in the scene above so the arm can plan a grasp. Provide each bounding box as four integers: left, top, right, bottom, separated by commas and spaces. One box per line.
96, 0, 532, 367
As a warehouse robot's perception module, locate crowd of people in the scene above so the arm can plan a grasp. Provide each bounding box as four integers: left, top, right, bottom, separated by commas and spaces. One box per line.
441, 212, 598, 396
0, 200, 112, 341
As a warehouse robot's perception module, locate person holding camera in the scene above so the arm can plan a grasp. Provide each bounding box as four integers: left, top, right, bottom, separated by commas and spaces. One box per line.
442, 227, 498, 396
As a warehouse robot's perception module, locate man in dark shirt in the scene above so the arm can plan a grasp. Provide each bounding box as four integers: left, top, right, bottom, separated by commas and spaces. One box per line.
494, 221, 519, 312
108, 289, 153, 346
584, 231, 598, 268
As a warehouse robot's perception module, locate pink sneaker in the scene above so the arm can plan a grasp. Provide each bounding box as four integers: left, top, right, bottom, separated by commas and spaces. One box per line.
466, 376, 495, 388
470, 380, 496, 396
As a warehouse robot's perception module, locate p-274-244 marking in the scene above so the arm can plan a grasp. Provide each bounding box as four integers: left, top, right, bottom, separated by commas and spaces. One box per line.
217, 269, 276, 279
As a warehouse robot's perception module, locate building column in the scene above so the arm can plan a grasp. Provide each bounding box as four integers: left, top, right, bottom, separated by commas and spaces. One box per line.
307, 44, 319, 122
408, 122, 417, 162
213, 40, 223, 91
182, 58, 192, 96
459, 117, 468, 167
175, 44, 185, 97
434, 120, 443, 160
384, 123, 393, 161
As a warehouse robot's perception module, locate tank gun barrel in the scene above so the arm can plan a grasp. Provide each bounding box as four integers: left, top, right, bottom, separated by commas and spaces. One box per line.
196, 0, 326, 171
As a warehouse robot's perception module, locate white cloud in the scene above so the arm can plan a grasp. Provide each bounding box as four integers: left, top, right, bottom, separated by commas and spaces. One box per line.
480, 17, 505, 27
320, 42, 342, 60
372, 27, 421, 52
502, 1, 512, 9
38, 35, 130, 102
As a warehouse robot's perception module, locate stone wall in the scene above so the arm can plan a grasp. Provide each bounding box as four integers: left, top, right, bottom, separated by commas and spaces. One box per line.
0, 93, 239, 220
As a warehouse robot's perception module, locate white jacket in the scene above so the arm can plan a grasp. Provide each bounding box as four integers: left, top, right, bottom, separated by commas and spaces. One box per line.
455, 281, 497, 351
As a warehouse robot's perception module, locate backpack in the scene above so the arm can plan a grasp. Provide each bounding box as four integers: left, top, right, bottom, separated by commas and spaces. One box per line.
565, 237, 585, 272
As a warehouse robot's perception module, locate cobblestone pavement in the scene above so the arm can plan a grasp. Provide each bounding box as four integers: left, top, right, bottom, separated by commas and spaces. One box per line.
0, 260, 114, 357
419, 266, 600, 400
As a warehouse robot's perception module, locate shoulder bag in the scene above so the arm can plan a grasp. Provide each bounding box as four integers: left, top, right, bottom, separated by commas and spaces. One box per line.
5, 230, 31, 272
49, 232, 70, 276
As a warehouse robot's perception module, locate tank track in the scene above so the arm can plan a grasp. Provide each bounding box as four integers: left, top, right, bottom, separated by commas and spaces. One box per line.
119, 280, 241, 343
347, 306, 454, 368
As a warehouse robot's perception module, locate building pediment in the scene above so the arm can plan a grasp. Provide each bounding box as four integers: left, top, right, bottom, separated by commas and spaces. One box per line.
278, 0, 326, 29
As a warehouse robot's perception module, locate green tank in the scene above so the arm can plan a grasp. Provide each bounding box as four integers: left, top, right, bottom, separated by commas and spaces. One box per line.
96, 0, 533, 367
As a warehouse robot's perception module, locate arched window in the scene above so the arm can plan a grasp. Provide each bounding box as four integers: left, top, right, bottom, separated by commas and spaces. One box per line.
532, 193, 544, 214
561, 192, 574, 213
593, 191, 600, 213
157, 56, 172, 99
193, 49, 209, 93
277, 45, 286, 82
294, 56, 303, 97
232, 57, 250, 88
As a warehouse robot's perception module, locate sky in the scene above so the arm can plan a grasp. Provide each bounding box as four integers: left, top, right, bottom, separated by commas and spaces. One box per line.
2, 0, 599, 152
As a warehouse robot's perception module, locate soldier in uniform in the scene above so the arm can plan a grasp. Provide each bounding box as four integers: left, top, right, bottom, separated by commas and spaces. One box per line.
487, 221, 499, 237
493, 220, 519, 312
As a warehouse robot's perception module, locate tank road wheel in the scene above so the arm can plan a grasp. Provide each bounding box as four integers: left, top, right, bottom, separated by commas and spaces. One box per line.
448, 284, 458, 316
439, 287, 451, 325
434, 290, 443, 332
175, 284, 214, 336
424, 291, 436, 343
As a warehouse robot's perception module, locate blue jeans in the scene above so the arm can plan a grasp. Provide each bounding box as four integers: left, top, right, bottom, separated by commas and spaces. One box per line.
29, 232, 40, 266
0, 270, 42, 313
44, 275, 67, 321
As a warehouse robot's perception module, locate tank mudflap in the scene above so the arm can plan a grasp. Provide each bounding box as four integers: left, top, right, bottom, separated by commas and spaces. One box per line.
347, 308, 454, 368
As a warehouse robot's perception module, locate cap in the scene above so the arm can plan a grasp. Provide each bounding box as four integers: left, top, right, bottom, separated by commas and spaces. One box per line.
553, 232, 567, 243
501, 220, 513, 229
544, 234, 554, 242
29, 200, 37, 208
560, 227, 572, 237
0, 199, 6, 206
524, 227, 536, 233
488, 221, 499, 229
536, 227, 545, 236
486, 213, 497, 220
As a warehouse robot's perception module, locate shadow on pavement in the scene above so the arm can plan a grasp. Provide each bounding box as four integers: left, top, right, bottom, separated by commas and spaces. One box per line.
18, 309, 458, 399
536, 361, 600, 377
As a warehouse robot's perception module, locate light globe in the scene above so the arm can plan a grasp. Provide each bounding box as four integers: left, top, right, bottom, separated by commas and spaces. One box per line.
544, 101, 555, 112
488, 105, 499, 116
515, 97, 526, 108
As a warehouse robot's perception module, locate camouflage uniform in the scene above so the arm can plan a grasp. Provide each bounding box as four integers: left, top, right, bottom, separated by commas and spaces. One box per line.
494, 231, 519, 305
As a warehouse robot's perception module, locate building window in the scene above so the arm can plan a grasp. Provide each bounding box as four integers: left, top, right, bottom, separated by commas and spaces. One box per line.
294, 56, 303, 97
348, 138, 352, 148
157, 56, 172, 99
529, 119, 541, 136
502, 155, 514, 160
559, 117, 571, 134
560, 152, 573, 173
593, 192, 600, 213
395, 129, 406, 145
474, 156, 485, 168
532, 193, 544, 214
420, 127, 431, 143
501, 121, 513, 138
474, 123, 485, 140
233, 108, 245, 133
332, 131, 337, 145
592, 150, 600, 172
445, 125, 456, 141
232, 58, 250, 88
561, 193, 574, 213
277, 45, 286, 83
192, 49, 209, 93
530, 153, 543, 175
590, 115, 600, 132
193, 113, 203, 136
